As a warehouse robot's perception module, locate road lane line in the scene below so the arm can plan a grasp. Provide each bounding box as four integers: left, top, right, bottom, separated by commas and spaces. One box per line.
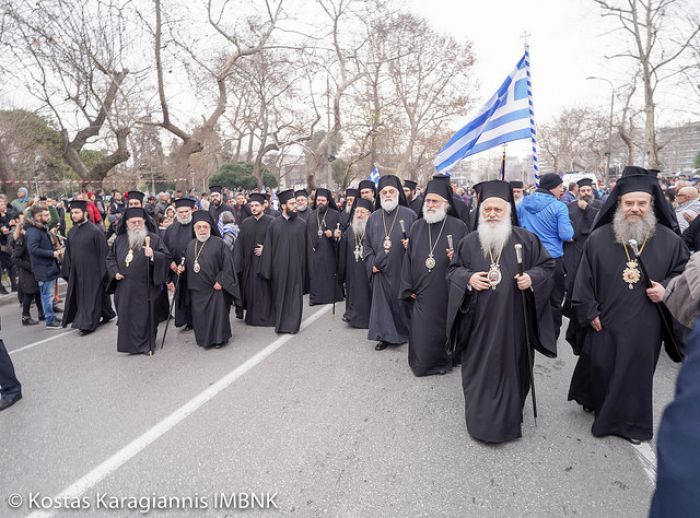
9, 330, 78, 356
630, 441, 657, 485
25, 305, 331, 518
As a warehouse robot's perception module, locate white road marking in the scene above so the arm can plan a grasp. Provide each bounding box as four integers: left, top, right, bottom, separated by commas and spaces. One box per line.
25, 305, 331, 518
9, 330, 78, 356
630, 441, 657, 485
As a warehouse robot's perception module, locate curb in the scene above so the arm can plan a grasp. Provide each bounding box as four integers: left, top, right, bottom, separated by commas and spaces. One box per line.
0, 281, 68, 308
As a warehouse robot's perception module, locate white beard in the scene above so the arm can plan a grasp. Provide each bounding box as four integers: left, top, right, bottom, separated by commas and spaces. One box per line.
381, 198, 398, 213
196, 233, 210, 243
613, 205, 657, 245
351, 217, 368, 236
127, 228, 147, 249
477, 219, 513, 258
176, 214, 192, 225
423, 204, 447, 224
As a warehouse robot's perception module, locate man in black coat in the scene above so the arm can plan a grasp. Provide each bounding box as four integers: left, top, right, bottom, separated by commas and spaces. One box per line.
0, 337, 22, 411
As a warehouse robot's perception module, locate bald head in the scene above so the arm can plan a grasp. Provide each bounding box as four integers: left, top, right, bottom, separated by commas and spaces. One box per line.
677, 186, 698, 203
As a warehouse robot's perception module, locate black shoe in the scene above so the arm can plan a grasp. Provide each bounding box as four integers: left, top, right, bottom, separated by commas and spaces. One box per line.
79, 329, 94, 336
45, 319, 62, 329
183, 324, 193, 331
53, 306, 63, 314
375, 341, 389, 351
625, 437, 642, 445
582, 405, 594, 414
22, 316, 39, 326
38, 314, 45, 321
0, 394, 22, 411
0, 286, 8, 295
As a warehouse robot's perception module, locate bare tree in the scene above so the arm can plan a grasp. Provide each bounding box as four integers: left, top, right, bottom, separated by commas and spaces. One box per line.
594, 0, 700, 167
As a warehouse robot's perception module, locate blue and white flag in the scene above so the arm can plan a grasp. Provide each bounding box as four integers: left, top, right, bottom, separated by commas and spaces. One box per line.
434, 52, 534, 174
369, 165, 380, 185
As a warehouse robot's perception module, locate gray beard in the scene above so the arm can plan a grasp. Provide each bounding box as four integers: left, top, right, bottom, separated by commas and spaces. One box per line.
351, 217, 367, 236
176, 214, 192, 225
127, 228, 147, 249
381, 198, 398, 213
423, 205, 447, 224
196, 233, 210, 243
477, 219, 513, 259
613, 206, 657, 245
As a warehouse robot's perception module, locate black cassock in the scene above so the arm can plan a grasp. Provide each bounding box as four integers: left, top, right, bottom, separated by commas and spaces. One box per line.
446, 227, 555, 443
296, 208, 310, 222
400, 216, 467, 376
106, 233, 170, 354
61, 221, 115, 332
338, 226, 371, 329
185, 236, 241, 347
339, 209, 352, 231
260, 215, 310, 333
363, 206, 417, 344
562, 200, 600, 354
162, 221, 193, 328
307, 208, 344, 305
568, 224, 688, 441
233, 215, 275, 327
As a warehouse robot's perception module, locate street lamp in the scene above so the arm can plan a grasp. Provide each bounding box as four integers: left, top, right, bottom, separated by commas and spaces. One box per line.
586, 76, 615, 179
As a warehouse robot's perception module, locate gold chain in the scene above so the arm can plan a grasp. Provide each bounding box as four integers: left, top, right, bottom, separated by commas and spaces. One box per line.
487, 241, 505, 267
194, 239, 208, 263
623, 237, 648, 262
382, 208, 399, 241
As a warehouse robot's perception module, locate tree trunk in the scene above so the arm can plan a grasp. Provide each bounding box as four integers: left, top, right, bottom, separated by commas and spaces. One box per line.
173, 137, 204, 191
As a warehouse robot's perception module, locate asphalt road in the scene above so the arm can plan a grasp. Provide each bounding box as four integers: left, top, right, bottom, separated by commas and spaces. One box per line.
0, 294, 678, 518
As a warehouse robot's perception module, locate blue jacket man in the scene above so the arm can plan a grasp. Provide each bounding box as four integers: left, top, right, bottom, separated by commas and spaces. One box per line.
517, 173, 573, 339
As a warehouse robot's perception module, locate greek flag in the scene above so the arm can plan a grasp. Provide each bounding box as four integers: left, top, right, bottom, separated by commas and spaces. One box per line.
434, 51, 534, 174
369, 165, 380, 185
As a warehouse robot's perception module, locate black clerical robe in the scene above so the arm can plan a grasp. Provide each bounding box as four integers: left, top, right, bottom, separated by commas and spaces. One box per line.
568, 223, 689, 442
162, 221, 193, 328
339, 208, 352, 231
446, 227, 555, 443
260, 215, 310, 333
400, 216, 467, 376
563, 200, 600, 354
338, 226, 371, 329
296, 208, 310, 222
107, 233, 170, 354
61, 221, 115, 332
307, 208, 344, 305
185, 236, 241, 347
209, 203, 228, 225
233, 214, 275, 327
363, 205, 417, 344
409, 196, 423, 217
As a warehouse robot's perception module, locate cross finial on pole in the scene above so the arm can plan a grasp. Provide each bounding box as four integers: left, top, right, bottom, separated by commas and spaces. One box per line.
520, 30, 531, 49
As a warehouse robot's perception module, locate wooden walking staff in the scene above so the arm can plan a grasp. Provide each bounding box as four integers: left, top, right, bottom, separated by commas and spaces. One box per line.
333, 222, 341, 317
515, 243, 538, 423
145, 236, 155, 356
161, 257, 185, 350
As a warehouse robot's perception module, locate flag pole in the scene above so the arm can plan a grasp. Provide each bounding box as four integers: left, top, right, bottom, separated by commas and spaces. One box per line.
499, 144, 507, 181
523, 40, 540, 188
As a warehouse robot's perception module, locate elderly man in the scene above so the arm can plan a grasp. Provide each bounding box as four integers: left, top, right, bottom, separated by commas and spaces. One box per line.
307, 188, 344, 306
294, 189, 310, 222
183, 211, 240, 348
446, 180, 555, 444
510, 180, 525, 206
674, 186, 700, 232
60, 200, 115, 335
339, 188, 358, 230
338, 198, 373, 329
363, 175, 417, 350
400, 179, 468, 377
568, 173, 688, 444
107, 208, 170, 354
260, 189, 310, 334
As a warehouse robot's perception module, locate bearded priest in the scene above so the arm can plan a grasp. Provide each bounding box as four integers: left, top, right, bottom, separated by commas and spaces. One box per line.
446, 180, 556, 444
568, 172, 688, 445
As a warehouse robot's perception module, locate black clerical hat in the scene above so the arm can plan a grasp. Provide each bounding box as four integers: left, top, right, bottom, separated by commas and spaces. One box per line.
278, 189, 295, 205
192, 210, 220, 237
124, 207, 147, 220
403, 180, 417, 191
424, 179, 458, 217
127, 191, 144, 202
354, 198, 373, 213
375, 175, 408, 210
431, 173, 451, 185
509, 180, 524, 189
346, 188, 359, 198
577, 178, 594, 188
173, 198, 196, 209
621, 165, 651, 177
295, 189, 308, 198
472, 180, 519, 226
313, 188, 338, 211
592, 174, 678, 233
248, 193, 266, 205
69, 199, 87, 211
358, 180, 376, 192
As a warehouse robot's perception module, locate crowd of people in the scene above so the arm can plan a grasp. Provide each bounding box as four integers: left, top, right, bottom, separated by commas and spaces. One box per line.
1, 167, 699, 513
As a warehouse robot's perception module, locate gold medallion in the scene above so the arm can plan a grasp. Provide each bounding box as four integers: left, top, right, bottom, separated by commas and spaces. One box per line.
193, 260, 201, 273
125, 248, 133, 268
487, 263, 502, 289
354, 245, 362, 262
425, 255, 436, 271
622, 260, 640, 289
383, 237, 392, 252
317, 228, 323, 238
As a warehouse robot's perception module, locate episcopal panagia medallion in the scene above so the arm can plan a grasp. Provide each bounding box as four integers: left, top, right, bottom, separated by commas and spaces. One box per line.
487, 263, 502, 289
622, 260, 641, 289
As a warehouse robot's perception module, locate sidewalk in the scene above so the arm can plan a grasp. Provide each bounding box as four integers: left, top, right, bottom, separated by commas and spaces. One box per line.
0, 279, 68, 308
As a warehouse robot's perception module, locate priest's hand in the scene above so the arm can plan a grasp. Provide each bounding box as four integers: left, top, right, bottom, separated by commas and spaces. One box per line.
401, 238, 409, 249
176, 264, 185, 275
213, 282, 222, 291
324, 229, 333, 238
577, 199, 588, 210
144, 246, 153, 258
591, 316, 603, 332
646, 281, 665, 303
372, 265, 381, 273
254, 244, 263, 257
469, 272, 491, 291
514, 273, 532, 290
446, 248, 454, 261
170, 261, 179, 273
410, 293, 417, 300
334, 229, 342, 239
115, 273, 125, 281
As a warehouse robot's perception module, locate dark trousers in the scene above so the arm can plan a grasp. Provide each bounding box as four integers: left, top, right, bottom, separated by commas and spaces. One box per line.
0, 252, 17, 290
22, 293, 43, 318
0, 339, 21, 400
551, 256, 565, 340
